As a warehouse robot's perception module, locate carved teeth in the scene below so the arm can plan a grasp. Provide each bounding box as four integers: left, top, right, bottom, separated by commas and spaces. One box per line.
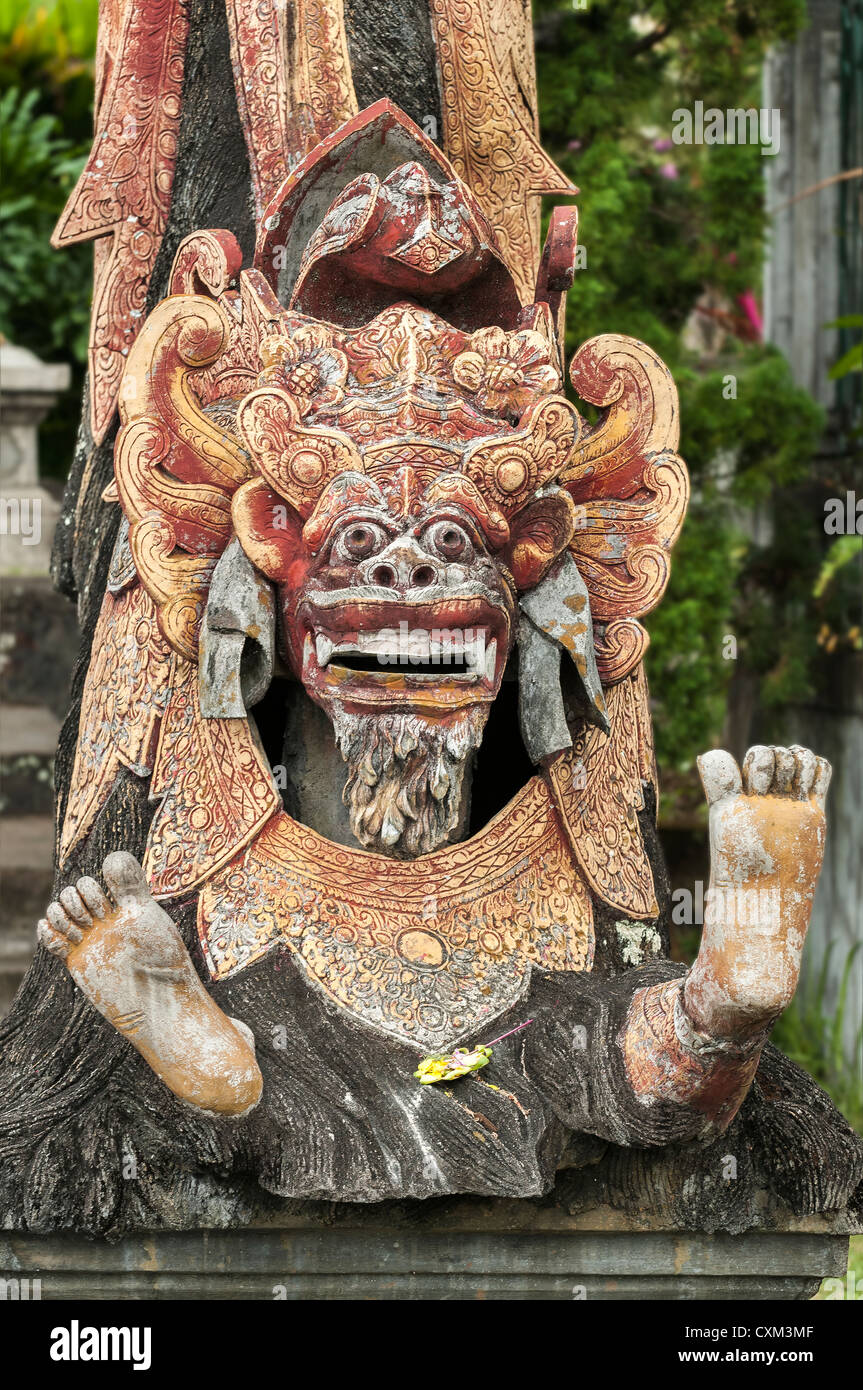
303, 633, 313, 669
357, 631, 395, 657
316, 625, 500, 679
484, 639, 497, 683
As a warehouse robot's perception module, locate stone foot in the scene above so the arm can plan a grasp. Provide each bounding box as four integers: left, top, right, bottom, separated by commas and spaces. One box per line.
685, 744, 830, 1043
38, 852, 262, 1116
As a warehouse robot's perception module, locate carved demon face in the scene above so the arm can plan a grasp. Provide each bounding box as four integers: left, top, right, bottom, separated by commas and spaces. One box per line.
282, 473, 515, 717
229, 303, 578, 857
261, 466, 519, 856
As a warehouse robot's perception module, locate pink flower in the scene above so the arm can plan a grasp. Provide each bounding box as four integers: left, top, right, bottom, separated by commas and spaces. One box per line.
653, 137, 673, 152
659, 161, 679, 181
737, 290, 763, 340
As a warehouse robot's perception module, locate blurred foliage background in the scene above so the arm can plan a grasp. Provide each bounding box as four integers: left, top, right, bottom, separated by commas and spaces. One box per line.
0, 0, 860, 1156
0, 0, 98, 459
535, 0, 861, 796
534, 0, 862, 1140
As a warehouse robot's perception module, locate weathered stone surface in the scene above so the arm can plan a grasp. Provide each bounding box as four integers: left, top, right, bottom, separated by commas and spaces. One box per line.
345, 0, 442, 135
0, 1217, 849, 1301
199, 540, 276, 718
517, 615, 571, 762
520, 551, 608, 737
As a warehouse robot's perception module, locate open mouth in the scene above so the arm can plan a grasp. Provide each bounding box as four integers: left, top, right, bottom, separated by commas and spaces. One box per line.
326, 649, 485, 679
297, 588, 510, 711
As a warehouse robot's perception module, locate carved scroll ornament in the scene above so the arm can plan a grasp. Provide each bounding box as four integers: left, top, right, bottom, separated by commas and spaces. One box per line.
429, 0, 575, 300
561, 336, 690, 683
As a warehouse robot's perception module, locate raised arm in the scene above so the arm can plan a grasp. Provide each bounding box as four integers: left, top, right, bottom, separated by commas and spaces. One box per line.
622, 744, 829, 1133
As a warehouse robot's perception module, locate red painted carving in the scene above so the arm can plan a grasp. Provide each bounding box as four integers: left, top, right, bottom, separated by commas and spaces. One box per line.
226, 0, 357, 219
561, 335, 689, 682
254, 100, 522, 333
37, 8, 836, 1171
62, 104, 681, 993
52, 0, 190, 443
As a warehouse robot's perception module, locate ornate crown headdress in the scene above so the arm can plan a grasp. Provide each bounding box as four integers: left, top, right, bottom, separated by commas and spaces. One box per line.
110, 102, 687, 686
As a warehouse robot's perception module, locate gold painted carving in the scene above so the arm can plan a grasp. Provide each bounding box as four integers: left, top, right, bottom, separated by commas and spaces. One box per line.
115, 294, 254, 660
464, 396, 581, 515
52, 0, 190, 443
288, 0, 357, 154
226, 0, 357, 219
198, 774, 594, 1049
632, 659, 659, 798
235, 386, 363, 518
561, 334, 690, 683
451, 325, 561, 417
546, 664, 659, 919
59, 582, 173, 863
429, 0, 574, 301
145, 656, 281, 899
186, 262, 286, 408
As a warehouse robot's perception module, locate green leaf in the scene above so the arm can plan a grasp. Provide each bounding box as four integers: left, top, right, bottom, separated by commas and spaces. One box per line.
828, 344, 863, 380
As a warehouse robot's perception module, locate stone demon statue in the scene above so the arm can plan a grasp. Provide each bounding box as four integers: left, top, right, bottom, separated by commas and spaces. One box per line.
1, 0, 860, 1234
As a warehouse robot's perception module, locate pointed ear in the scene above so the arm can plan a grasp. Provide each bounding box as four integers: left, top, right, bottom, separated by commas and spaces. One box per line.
501, 490, 576, 590
520, 551, 609, 737
199, 539, 275, 717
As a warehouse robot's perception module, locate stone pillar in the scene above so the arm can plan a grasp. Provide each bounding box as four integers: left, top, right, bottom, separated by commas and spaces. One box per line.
0, 339, 69, 576
0, 340, 76, 1012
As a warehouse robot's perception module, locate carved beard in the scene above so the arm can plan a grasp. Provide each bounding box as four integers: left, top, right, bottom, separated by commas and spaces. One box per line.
329, 706, 488, 858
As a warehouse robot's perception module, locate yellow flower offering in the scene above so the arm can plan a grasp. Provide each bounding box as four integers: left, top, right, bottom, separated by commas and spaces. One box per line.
414, 1046, 492, 1085
413, 1020, 533, 1085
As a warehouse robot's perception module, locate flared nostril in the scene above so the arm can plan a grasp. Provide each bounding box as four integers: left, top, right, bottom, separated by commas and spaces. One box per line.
411, 565, 437, 588
371, 564, 397, 588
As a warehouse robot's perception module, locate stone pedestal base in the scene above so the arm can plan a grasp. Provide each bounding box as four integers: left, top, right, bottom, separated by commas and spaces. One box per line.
0, 1210, 849, 1300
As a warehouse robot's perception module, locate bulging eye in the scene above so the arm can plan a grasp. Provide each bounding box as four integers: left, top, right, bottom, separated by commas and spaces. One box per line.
423, 520, 474, 563
334, 521, 388, 562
